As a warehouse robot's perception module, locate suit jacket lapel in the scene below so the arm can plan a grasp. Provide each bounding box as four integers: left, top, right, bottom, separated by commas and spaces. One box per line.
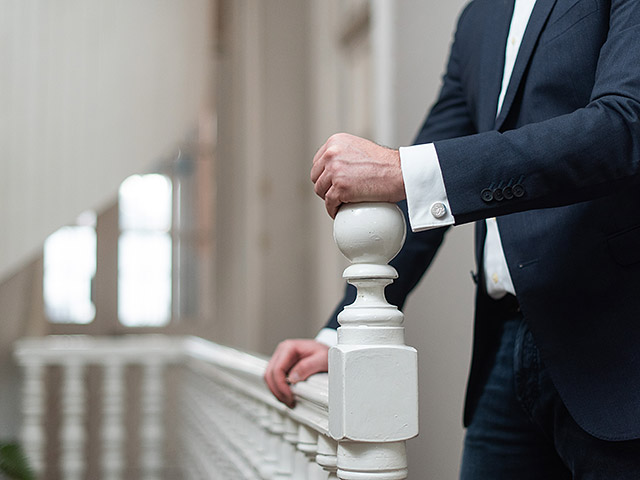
478, 0, 514, 132
494, 0, 558, 131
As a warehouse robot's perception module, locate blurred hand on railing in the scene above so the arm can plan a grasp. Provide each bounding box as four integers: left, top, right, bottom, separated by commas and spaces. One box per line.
264, 339, 329, 408
311, 133, 405, 218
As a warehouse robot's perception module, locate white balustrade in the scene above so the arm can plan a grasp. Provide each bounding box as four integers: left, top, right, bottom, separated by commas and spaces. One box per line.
13, 203, 418, 479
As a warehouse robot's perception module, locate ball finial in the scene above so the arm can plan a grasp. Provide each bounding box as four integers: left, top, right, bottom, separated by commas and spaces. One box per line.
333, 203, 406, 265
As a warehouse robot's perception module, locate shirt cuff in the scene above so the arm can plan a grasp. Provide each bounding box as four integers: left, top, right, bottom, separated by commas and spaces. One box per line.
315, 328, 338, 347
399, 143, 455, 231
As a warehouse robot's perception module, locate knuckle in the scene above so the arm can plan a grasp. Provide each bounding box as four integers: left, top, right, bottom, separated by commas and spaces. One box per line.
324, 145, 340, 161
326, 189, 340, 203
331, 173, 344, 188
328, 133, 342, 143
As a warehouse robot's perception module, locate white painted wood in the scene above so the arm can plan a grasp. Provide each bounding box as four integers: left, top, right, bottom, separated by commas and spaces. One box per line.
316, 434, 339, 480
330, 203, 418, 480
275, 415, 297, 479
19, 360, 45, 475
297, 424, 318, 480
140, 361, 164, 480
267, 408, 285, 479
17, 328, 429, 479
101, 360, 125, 480
61, 360, 86, 480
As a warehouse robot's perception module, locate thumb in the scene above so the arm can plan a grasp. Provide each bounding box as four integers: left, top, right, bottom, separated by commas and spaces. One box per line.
288, 354, 328, 384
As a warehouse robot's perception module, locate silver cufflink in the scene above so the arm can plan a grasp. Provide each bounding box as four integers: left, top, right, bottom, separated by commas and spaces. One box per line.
430, 202, 447, 219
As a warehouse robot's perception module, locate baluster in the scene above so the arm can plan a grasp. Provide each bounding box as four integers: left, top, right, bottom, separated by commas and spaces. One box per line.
204, 378, 225, 476
256, 403, 275, 477
61, 359, 86, 480
141, 360, 165, 480
297, 424, 320, 480
20, 360, 45, 476
316, 434, 339, 480
330, 203, 417, 480
101, 360, 125, 480
274, 415, 297, 479
244, 396, 261, 470
260, 407, 283, 479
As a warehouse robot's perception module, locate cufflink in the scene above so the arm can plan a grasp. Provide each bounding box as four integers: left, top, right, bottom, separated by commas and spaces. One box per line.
430, 202, 447, 219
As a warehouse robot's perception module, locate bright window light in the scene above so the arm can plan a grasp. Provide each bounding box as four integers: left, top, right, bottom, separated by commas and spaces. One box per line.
43, 211, 97, 324
118, 174, 172, 327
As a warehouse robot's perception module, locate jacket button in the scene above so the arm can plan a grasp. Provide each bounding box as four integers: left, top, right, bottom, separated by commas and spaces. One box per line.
493, 188, 504, 201
481, 189, 493, 202
513, 184, 525, 198
502, 186, 514, 200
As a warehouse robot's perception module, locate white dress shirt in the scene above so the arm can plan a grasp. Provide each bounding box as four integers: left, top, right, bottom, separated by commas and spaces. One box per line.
317, 0, 537, 345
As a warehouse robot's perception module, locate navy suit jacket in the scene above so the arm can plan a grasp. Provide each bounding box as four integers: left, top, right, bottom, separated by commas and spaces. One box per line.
327, 0, 640, 441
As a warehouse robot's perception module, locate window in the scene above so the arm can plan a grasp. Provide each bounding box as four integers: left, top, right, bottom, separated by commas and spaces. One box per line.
43, 148, 215, 333
118, 174, 173, 327
43, 211, 97, 324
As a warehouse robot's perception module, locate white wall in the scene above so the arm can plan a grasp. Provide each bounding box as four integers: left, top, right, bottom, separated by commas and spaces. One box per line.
0, 0, 213, 281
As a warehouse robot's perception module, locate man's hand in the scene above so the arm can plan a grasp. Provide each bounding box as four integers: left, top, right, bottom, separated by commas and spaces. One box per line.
311, 133, 406, 218
264, 339, 330, 408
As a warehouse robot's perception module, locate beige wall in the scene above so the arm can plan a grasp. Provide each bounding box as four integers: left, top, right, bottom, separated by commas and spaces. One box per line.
214, 0, 314, 352
0, 0, 213, 282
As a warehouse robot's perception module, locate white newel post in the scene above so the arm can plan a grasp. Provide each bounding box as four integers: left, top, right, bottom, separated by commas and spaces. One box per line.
329, 203, 418, 480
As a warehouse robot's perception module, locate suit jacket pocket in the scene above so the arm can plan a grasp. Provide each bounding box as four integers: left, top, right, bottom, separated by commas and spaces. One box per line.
540, 0, 599, 45
608, 225, 640, 266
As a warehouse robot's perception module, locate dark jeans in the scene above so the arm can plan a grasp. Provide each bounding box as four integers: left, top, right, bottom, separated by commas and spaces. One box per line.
460, 314, 640, 479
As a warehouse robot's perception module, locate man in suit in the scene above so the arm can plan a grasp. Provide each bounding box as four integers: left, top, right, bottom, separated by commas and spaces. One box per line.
265, 0, 640, 477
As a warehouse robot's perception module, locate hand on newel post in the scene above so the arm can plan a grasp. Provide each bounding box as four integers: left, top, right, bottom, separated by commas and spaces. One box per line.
329, 202, 418, 480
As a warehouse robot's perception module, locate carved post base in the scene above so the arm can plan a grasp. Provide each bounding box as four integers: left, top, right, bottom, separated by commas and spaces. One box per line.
337, 442, 408, 480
